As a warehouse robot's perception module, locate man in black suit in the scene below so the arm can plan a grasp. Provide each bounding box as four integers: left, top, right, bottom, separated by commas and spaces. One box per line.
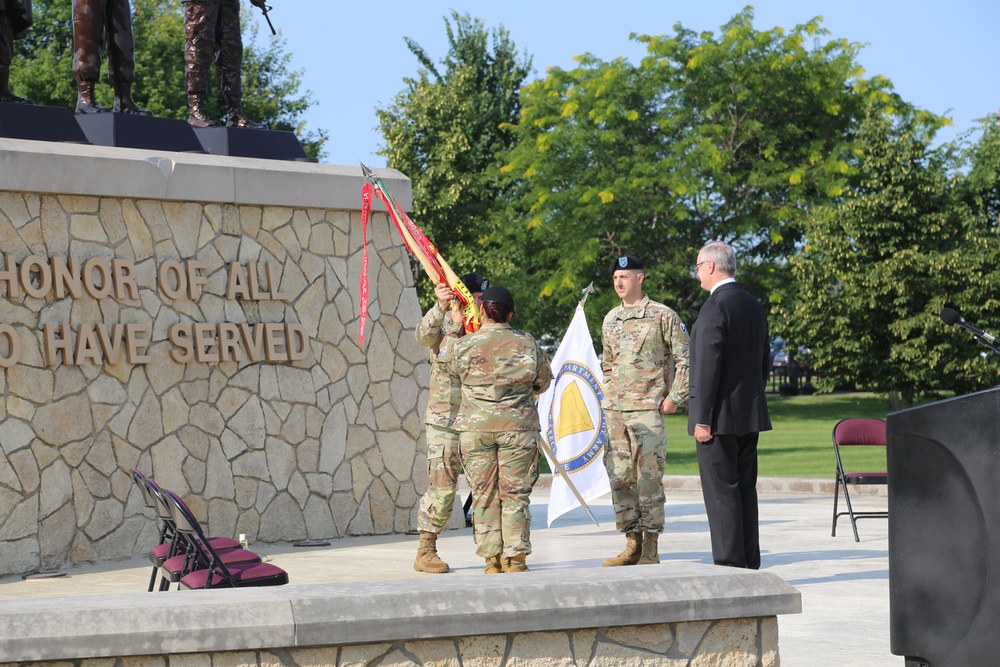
688, 241, 771, 569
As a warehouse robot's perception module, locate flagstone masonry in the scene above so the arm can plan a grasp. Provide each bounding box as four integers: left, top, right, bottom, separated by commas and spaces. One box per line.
0, 141, 433, 577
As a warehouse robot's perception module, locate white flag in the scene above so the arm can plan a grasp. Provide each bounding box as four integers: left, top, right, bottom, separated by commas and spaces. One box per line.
538, 303, 611, 527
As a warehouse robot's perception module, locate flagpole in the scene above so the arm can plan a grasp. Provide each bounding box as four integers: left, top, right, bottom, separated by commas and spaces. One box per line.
536, 439, 601, 527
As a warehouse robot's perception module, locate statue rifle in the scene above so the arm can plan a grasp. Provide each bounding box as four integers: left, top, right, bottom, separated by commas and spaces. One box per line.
258, 4, 276, 35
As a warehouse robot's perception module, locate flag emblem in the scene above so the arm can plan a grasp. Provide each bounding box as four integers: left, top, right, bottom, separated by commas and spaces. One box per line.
546, 361, 606, 475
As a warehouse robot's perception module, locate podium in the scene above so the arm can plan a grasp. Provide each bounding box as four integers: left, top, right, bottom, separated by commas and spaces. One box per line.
887, 387, 1000, 666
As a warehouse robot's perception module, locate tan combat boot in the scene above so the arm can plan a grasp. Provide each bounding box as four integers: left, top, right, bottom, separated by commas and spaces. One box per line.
413, 531, 449, 573
637, 532, 660, 564
503, 555, 530, 573
484, 555, 502, 574
602, 531, 643, 566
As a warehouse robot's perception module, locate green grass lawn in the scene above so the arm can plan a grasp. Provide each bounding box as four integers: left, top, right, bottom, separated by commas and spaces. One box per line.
664, 392, 894, 478
540, 391, 941, 478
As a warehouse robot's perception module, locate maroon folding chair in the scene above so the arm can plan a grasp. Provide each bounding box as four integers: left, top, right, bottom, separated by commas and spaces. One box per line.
143, 477, 241, 591
163, 489, 289, 589
832, 417, 889, 542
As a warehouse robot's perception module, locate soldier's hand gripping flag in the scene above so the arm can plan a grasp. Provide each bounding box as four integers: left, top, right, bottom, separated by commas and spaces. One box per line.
358, 163, 480, 345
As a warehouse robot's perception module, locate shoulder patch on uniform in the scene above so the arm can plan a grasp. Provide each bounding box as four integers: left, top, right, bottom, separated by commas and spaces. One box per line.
680, 323, 687, 334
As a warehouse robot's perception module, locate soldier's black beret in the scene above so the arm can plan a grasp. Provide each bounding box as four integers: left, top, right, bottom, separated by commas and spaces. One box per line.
611, 255, 644, 274
460, 272, 489, 294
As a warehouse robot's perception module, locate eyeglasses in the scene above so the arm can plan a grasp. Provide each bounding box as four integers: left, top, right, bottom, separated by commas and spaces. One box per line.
692, 260, 712, 272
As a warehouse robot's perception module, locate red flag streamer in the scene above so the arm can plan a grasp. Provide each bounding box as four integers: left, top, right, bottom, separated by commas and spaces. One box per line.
358, 165, 481, 338
358, 182, 373, 345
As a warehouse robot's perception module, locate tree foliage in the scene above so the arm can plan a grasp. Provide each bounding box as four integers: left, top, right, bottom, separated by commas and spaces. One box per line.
11, 0, 326, 160
780, 108, 999, 407
497, 7, 903, 339
376, 11, 531, 306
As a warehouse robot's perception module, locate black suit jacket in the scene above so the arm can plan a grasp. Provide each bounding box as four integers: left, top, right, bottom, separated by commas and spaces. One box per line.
687, 282, 771, 436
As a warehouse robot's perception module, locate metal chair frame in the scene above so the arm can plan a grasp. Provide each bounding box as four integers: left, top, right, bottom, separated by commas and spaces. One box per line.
832, 417, 889, 542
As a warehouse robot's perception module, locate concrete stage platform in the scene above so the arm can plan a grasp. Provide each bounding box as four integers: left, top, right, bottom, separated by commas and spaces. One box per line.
0, 480, 890, 666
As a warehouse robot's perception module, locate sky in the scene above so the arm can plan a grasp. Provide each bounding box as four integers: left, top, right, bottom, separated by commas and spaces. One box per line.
255, 0, 999, 167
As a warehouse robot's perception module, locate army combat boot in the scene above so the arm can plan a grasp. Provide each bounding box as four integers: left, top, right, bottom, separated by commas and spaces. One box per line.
637, 532, 660, 565
484, 555, 502, 574
602, 531, 643, 566
503, 555, 530, 573
413, 531, 449, 574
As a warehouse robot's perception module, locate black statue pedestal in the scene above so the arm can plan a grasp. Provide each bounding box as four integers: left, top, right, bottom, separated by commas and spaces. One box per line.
0, 102, 90, 143
193, 126, 314, 162
75, 113, 204, 153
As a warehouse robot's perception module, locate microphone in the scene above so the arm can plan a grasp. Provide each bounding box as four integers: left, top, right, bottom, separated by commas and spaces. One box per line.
940, 307, 997, 343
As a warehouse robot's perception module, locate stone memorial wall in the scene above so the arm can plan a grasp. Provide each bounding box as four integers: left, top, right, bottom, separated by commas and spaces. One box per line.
0, 139, 430, 576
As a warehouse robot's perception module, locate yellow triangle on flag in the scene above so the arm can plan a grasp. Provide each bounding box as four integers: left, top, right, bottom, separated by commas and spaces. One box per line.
556, 381, 595, 441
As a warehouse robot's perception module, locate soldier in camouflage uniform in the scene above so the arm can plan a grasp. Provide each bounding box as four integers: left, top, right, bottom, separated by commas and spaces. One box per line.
601, 255, 689, 566
413, 273, 489, 574
446, 285, 552, 574
0, 0, 32, 104
72, 0, 150, 115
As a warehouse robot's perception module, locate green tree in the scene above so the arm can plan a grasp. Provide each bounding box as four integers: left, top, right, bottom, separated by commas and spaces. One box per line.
377, 11, 531, 305
779, 106, 998, 408
11, 0, 326, 160
499, 7, 902, 339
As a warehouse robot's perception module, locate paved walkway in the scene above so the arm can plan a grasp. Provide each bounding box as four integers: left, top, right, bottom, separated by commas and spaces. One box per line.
0, 483, 892, 666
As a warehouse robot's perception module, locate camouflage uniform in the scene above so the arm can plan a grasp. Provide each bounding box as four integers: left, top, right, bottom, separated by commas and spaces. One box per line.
601, 295, 689, 533
415, 302, 466, 534
447, 322, 553, 558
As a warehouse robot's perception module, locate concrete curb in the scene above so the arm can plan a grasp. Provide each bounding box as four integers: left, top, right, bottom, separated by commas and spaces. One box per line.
0, 564, 800, 662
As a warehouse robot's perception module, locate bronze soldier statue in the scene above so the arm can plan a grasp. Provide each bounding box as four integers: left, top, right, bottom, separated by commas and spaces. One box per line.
72, 0, 151, 115
0, 0, 33, 104
183, 0, 267, 129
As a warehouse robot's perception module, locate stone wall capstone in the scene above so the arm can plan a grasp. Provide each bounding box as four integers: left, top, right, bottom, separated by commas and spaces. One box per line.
0, 140, 430, 576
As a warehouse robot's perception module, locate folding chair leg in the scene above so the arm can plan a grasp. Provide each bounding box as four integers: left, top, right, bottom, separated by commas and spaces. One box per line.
841, 480, 860, 542
147, 565, 159, 593
832, 474, 841, 537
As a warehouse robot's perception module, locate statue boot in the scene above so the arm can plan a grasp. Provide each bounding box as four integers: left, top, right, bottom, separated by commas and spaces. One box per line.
637, 532, 660, 565
75, 81, 109, 114
187, 93, 220, 128
502, 555, 530, 573
225, 103, 267, 130
0, 67, 33, 105
113, 82, 152, 116
483, 555, 502, 574
219, 67, 266, 129
602, 531, 643, 566
413, 531, 449, 574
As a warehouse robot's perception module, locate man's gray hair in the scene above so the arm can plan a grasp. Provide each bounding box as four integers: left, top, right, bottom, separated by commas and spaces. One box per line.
700, 241, 737, 277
